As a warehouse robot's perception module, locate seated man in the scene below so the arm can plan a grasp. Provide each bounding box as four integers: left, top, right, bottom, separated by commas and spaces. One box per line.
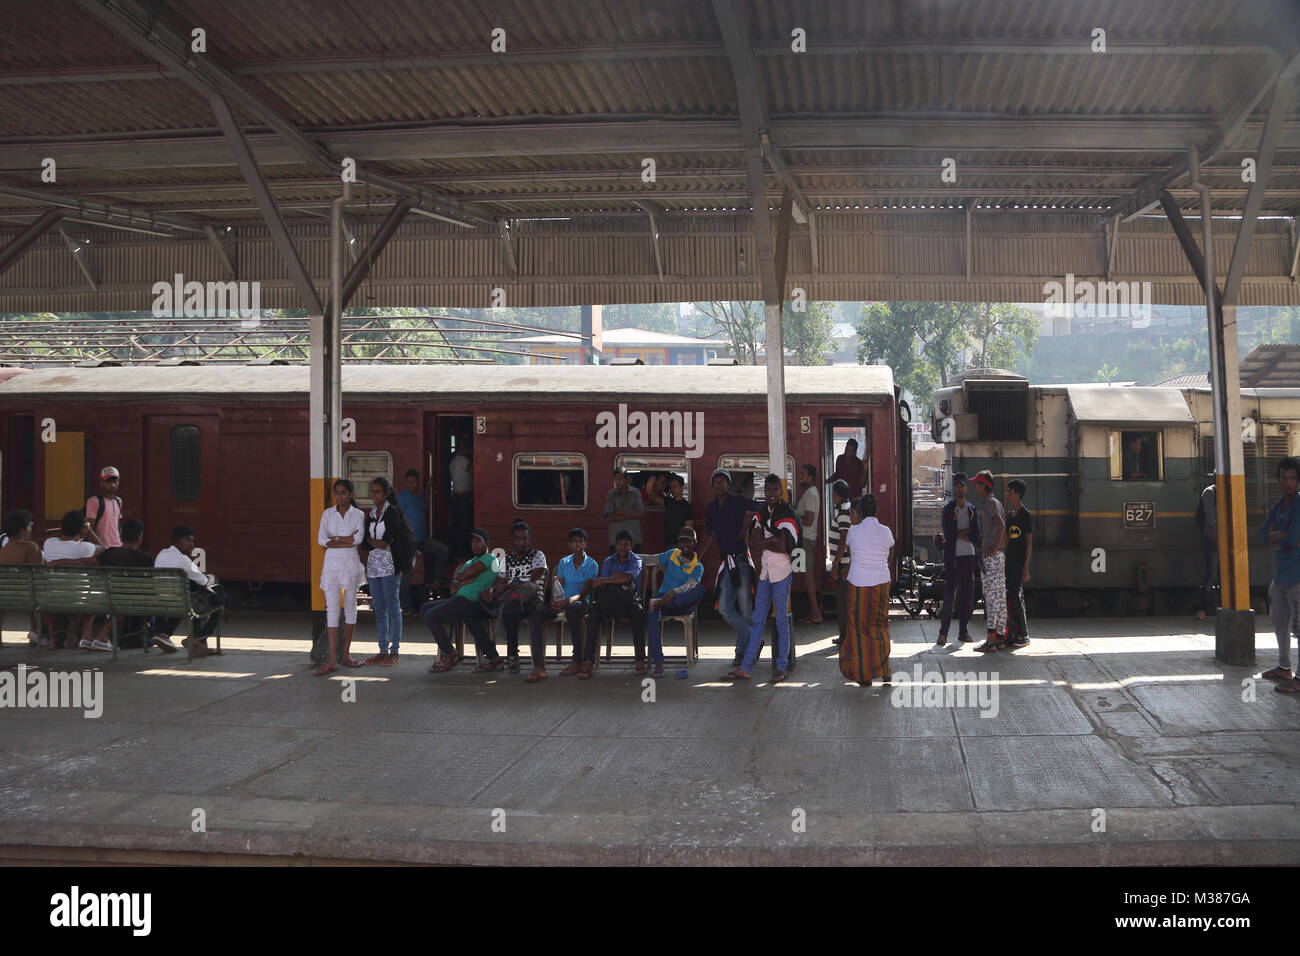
95, 518, 175, 652
573, 529, 645, 679
154, 525, 225, 657
525, 527, 599, 683
646, 527, 706, 678
0, 509, 44, 646
426, 528, 502, 673
42, 509, 105, 649
481, 518, 547, 673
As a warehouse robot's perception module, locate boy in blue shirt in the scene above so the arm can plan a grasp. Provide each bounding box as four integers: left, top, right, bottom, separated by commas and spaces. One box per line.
574, 530, 644, 679
526, 527, 599, 683
647, 527, 706, 678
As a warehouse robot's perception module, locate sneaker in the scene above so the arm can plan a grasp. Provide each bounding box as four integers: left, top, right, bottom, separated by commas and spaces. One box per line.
505, 654, 521, 674
79, 638, 93, 650
89, 639, 113, 652
27, 630, 39, 645
150, 635, 179, 653
1261, 666, 1293, 682
1008, 637, 1030, 649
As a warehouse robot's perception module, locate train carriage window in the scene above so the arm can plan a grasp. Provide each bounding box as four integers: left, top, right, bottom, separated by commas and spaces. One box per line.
514, 453, 587, 509
343, 451, 393, 493
1109, 430, 1164, 481
716, 454, 796, 501
171, 425, 202, 501
615, 454, 690, 508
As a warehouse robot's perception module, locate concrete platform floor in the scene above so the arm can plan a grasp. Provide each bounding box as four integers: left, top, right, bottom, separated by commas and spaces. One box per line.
1, 610, 1297, 865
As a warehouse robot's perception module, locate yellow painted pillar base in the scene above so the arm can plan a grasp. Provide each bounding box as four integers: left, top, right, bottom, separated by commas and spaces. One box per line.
1216, 472, 1251, 611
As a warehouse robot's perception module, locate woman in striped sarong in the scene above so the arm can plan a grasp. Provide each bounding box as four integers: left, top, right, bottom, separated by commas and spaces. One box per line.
841, 494, 894, 686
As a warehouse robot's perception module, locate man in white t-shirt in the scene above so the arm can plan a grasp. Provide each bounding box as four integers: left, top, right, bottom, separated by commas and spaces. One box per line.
449, 434, 474, 560
42, 510, 106, 649
794, 464, 823, 625
154, 525, 224, 656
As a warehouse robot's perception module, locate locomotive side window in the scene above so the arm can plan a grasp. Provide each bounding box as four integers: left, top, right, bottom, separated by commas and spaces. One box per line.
171, 425, 202, 501
1110, 430, 1164, 481
615, 453, 690, 507
514, 453, 587, 509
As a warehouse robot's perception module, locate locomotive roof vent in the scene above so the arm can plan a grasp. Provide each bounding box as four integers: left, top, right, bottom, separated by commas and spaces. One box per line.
708, 357, 739, 366
156, 357, 200, 367
610, 357, 645, 366
75, 359, 121, 368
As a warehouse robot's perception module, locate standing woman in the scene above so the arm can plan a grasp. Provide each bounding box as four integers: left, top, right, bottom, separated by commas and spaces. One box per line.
361, 476, 415, 667
317, 479, 366, 676
841, 493, 895, 687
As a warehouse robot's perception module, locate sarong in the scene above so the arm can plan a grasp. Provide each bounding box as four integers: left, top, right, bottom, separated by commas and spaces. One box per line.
840, 581, 891, 682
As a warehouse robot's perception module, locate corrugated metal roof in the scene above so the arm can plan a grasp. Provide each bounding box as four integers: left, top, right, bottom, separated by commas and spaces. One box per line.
1067, 385, 1196, 424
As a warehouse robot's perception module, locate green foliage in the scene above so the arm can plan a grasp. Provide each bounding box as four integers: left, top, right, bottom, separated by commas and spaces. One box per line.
781, 300, 837, 366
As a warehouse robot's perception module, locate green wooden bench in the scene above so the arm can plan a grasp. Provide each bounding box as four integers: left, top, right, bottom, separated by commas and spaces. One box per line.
0, 565, 222, 662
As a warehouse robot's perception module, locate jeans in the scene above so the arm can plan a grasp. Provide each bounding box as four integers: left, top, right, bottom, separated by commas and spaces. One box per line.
648, 584, 706, 666
421, 595, 494, 659
527, 601, 589, 670
368, 573, 402, 653
939, 554, 977, 638
741, 574, 793, 672
1005, 560, 1028, 641
717, 559, 756, 656
1268, 579, 1300, 671
585, 585, 645, 662
401, 538, 451, 613
501, 599, 538, 658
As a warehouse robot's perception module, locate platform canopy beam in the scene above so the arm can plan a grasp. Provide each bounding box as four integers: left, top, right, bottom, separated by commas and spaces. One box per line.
0, 207, 64, 276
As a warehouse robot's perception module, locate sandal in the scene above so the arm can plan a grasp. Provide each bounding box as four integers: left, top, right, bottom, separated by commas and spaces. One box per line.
974, 641, 999, 653
364, 653, 387, 665
340, 656, 364, 668
770, 669, 787, 683
472, 658, 504, 673
721, 669, 751, 681
651, 664, 665, 679
525, 670, 548, 683
935, 635, 948, 646
576, 662, 594, 680
560, 661, 583, 676
505, 654, 521, 674
430, 653, 461, 673
633, 660, 647, 675
379, 654, 398, 667
314, 663, 338, 677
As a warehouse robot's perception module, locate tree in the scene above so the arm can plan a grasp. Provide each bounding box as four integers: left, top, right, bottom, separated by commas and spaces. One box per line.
855, 302, 969, 410
781, 301, 836, 366
603, 302, 678, 334
966, 302, 1040, 370
1095, 362, 1120, 383
690, 300, 763, 364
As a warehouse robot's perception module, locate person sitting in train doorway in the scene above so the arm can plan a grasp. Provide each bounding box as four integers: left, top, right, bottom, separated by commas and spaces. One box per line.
397, 468, 451, 615
699, 468, 761, 666
722, 473, 801, 683
426, 528, 502, 673
646, 527, 706, 679
1261, 457, 1300, 694
482, 518, 547, 674
154, 525, 226, 658
968, 471, 1008, 653
795, 463, 824, 625
1194, 472, 1218, 620
525, 527, 599, 684
935, 473, 980, 646
604, 466, 644, 554
576, 529, 646, 678
316, 479, 366, 675
360, 477, 416, 668
448, 433, 474, 561
1003, 479, 1032, 650
84, 465, 126, 550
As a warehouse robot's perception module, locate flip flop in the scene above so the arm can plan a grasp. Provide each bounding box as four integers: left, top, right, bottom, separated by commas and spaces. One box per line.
1275, 679, 1300, 694
340, 657, 364, 668
314, 663, 338, 677
770, 669, 787, 682
525, 671, 548, 683
430, 653, 461, 673
797, 617, 824, 626
721, 670, 751, 681
974, 641, 999, 653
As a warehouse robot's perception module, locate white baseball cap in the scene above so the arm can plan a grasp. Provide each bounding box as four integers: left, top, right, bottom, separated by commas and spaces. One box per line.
99, 466, 121, 480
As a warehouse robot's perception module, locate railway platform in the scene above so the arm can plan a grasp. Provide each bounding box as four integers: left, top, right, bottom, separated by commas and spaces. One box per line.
1, 612, 1297, 866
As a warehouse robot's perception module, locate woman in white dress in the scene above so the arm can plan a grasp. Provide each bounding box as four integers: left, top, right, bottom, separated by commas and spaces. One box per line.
317, 478, 366, 675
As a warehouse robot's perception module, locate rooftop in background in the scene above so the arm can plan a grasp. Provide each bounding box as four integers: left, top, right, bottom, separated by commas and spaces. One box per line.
513, 328, 726, 346
1153, 371, 1211, 387
1239, 344, 1300, 387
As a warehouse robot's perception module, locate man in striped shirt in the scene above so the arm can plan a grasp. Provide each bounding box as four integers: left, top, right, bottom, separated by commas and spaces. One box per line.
827, 479, 852, 645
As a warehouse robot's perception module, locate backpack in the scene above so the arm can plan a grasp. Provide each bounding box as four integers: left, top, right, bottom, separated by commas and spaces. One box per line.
90, 494, 122, 532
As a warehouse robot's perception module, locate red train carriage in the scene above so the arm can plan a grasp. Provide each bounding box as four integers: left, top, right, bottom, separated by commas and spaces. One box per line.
0, 364, 906, 594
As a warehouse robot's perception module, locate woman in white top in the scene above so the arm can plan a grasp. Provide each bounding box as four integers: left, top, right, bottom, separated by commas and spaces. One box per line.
317, 478, 366, 675
840, 493, 894, 686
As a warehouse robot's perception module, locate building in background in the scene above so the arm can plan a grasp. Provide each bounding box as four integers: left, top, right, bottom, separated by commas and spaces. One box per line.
514, 327, 726, 365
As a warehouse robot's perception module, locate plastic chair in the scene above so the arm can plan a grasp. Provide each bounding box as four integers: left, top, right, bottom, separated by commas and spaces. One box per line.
597, 556, 653, 662
649, 563, 700, 665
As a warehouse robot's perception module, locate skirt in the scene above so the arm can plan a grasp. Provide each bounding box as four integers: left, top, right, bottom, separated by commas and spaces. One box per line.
840, 581, 891, 682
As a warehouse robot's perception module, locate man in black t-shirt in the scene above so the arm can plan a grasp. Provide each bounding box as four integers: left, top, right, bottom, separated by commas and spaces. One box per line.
95, 519, 176, 652
1003, 479, 1032, 647
662, 473, 694, 545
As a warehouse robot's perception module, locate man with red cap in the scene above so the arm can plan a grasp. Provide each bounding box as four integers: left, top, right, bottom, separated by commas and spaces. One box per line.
968, 470, 1008, 652
85, 465, 125, 549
